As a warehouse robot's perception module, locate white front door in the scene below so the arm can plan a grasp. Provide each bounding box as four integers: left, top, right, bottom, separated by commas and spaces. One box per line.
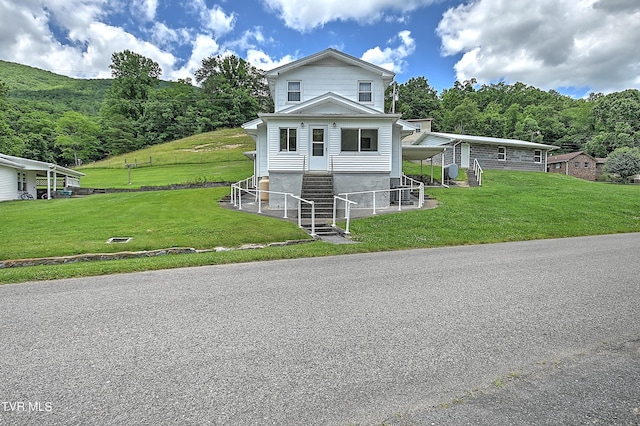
309, 126, 327, 171
461, 143, 470, 168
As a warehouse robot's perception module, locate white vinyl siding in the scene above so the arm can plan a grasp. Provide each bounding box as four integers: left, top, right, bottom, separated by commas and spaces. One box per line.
273, 63, 385, 112
0, 165, 19, 201
266, 119, 393, 173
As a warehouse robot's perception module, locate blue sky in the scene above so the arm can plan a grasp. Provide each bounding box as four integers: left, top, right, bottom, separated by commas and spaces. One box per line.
1, 0, 639, 97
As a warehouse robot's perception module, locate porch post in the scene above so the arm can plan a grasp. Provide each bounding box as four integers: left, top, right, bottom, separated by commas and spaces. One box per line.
46, 169, 52, 200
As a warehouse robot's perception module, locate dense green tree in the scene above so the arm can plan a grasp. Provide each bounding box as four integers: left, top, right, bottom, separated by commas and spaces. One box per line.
603, 147, 640, 182
101, 50, 162, 153
0, 81, 24, 155
392, 77, 441, 124
195, 55, 271, 129
445, 97, 480, 134
586, 90, 640, 156
16, 111, 56, 162
54, 111, 101, 165
141, 79, 199, 145
477, 101, 506, 138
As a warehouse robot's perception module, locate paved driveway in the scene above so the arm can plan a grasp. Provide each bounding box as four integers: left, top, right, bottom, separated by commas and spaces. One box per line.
1, 233, 639, 425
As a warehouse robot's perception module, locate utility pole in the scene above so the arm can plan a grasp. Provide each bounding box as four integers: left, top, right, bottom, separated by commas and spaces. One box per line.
391, 82, 398, 113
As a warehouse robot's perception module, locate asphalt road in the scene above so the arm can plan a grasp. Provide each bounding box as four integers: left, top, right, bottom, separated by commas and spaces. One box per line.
1, 233, 639, 425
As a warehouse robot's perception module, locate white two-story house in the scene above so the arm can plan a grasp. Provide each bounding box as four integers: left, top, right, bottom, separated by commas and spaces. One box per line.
242, 48, 417, 210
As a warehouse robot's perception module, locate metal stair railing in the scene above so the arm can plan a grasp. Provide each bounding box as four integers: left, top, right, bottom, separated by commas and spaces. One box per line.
473, 159, 483, 186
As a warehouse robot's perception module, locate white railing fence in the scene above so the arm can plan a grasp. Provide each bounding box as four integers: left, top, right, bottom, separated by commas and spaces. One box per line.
473, 159, 484, 186
290, 196, 316, 236
230, 177, 317, 236
231, 175, 256, 206
332, 196, 357, 235
401, 174, 425, 208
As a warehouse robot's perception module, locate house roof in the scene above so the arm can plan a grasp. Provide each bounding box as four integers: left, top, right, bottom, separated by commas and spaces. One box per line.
547, 151, 596, 163
0, 156, 25, 169
277, 92, 386, 115
249, 92, 404, 127
0, 153, 85, 177
265, 48, 396, 97
416, 132, 558, 151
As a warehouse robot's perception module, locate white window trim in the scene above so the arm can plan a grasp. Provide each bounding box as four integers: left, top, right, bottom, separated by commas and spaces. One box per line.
534, 149, 542, 163
498, 146, 507, 161
287, 81, 301, 103
279, 128, 298, 152
358, 80, 373, 103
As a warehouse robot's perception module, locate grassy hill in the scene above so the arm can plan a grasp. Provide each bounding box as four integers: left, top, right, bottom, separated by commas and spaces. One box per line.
78, 128, 256, 187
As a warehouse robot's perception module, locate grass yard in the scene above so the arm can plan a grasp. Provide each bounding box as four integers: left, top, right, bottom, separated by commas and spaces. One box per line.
1, 127, 639, 284
348, 170, 640, 248
0, 188, 310, 261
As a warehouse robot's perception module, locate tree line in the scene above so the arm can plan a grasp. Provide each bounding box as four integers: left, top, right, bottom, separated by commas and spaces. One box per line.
1, 50, 639, 169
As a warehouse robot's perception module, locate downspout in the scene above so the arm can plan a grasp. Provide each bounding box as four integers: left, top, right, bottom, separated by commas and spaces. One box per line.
565, 160, 569, 175
544, 150, 548, 172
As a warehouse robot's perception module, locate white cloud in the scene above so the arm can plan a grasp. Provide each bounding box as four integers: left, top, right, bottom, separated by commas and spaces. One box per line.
361, 30, 416, 73
436, 0, 640, 93
131, 0, 158, 21
171, 34, 221, 81
245, 49, 297, 71
191, 0, 235, 37
261, 0, 436, 31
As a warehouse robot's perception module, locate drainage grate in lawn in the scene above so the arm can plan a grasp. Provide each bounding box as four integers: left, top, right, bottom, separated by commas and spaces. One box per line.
106, 237, 132, 244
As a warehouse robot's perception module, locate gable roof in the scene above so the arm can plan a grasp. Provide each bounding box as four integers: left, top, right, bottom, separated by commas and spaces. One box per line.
0, 153, 85, 177
265, 48, 396, 96
547, 151, 595, 163
258, 92, 402, 120
277, 92, 386, 115
417, 132, 557, 151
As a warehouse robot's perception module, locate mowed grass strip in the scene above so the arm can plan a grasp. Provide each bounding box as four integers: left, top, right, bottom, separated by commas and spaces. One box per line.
0, 187, 310, 260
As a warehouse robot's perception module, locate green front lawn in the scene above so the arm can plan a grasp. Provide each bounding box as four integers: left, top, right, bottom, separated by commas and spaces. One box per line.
0, 188, 309, 260
1, 168, 639, 284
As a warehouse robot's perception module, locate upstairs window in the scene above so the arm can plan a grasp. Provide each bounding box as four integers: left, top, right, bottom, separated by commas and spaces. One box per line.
341, 128, 378, 152
534, 150, 542, 163
287, 81, 301, 102
358, 81, 372, 103
498, 146, 506, 161
279, 128, 297, 151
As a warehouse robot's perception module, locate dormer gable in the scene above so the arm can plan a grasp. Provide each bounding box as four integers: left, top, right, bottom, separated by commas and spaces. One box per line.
266, 48, 395, 95
279, 92, 383, 115
266, 48, 396, 113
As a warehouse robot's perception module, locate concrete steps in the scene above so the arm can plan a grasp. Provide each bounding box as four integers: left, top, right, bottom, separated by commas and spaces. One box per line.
300, 173, 334, 219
